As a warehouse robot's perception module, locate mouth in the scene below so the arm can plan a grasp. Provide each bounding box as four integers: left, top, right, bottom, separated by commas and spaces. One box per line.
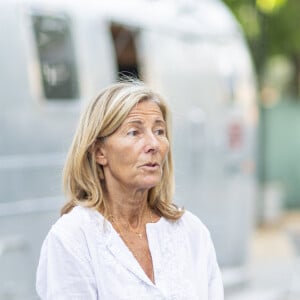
141, 162, 160, 168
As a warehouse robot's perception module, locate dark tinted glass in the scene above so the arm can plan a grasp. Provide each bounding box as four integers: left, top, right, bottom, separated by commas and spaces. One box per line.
32, 14, 79, 100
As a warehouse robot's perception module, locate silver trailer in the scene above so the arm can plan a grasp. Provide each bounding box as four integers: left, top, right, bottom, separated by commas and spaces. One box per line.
0, 0, 258, 298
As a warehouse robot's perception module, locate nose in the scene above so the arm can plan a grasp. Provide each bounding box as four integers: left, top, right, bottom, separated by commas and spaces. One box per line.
144, 131, 159, 153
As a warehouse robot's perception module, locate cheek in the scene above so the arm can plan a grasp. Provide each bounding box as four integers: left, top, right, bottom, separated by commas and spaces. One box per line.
161, 140, 170, 157
112, 146, 136, 166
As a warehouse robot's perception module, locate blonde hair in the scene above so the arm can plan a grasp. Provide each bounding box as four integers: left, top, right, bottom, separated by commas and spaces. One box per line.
61, 80, 184, 220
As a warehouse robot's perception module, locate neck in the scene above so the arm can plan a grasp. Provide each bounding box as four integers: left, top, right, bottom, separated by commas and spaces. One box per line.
106, 190, 151, 228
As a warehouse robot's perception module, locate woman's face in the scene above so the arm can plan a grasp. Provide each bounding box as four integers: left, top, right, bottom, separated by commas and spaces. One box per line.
96, 100, 169, 193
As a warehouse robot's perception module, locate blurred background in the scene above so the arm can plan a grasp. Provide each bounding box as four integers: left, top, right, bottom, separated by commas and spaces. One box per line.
223, 1, 300, 298
0, 0, 299, 299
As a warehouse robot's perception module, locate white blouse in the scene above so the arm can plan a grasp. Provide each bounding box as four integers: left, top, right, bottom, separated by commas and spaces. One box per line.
36, 206, 224, 300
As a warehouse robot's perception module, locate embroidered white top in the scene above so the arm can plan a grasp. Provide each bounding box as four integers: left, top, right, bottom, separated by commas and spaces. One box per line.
36, 206, 224, 300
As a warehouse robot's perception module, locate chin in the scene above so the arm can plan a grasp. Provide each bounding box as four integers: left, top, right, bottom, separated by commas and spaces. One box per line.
140, 180, 161, 190
134, 175, 162, 190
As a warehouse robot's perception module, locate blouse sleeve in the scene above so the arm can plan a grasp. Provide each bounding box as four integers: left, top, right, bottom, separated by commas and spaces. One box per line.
36, 228, 97, 300
182, 211, 224, 300
207, 234, 224, 300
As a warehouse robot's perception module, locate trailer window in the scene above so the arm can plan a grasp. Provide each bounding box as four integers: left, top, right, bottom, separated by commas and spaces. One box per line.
32, 14, 78, 100
110, 24, 140, 79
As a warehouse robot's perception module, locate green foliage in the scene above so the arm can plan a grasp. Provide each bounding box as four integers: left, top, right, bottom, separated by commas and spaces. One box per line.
223, 0, 300, 95
256, 0, 287, 14
237, 4, 261, 39
266, 1, 300, 55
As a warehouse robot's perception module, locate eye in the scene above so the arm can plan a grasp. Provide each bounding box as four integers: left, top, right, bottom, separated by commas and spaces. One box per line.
155, 128, 166, 136
127, 130, 139, 137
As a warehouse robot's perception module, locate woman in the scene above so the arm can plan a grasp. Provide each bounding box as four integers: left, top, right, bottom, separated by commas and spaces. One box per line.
36, 80, 224, 299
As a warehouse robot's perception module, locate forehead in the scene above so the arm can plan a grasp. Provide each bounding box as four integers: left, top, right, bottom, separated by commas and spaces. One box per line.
126, 100, 164, 120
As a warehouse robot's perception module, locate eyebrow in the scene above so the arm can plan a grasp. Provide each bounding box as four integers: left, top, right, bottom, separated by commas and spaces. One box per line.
125, 119, 166, 126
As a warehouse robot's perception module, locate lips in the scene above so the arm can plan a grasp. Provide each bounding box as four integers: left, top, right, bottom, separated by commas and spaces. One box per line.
141, 162, 159, 168
146, 163, 158, 167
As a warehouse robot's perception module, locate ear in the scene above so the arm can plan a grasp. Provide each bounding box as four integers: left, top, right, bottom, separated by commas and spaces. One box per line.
95, 144, 108, 166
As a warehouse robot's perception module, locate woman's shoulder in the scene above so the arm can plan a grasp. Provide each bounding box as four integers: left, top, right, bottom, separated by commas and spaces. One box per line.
38, 206, 98, 275
179, 210, 211, 237
49, 205, 98, 240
